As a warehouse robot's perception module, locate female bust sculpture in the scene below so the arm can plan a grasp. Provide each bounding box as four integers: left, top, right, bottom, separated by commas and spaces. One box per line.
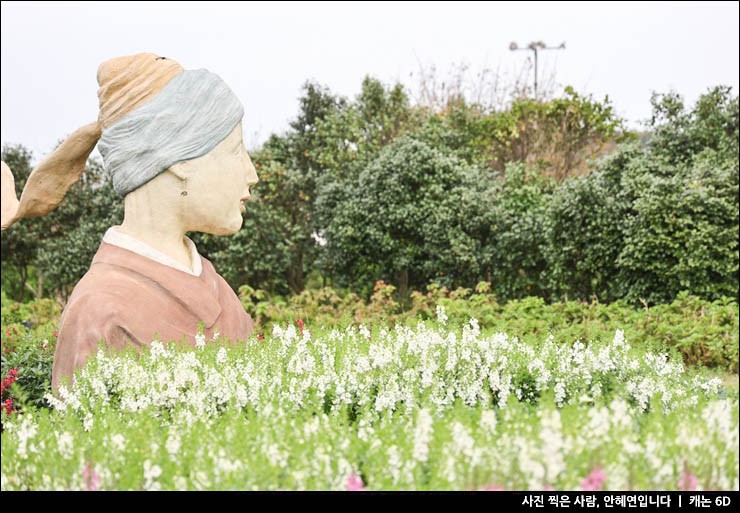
1, 53, 258, 391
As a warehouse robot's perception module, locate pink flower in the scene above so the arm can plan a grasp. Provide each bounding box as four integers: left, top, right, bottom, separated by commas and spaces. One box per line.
581, 467, 607, 491
83, 462, 101, 491
346, 474, 366, 491
296, 319, 305, 337
679, 470, 698, 491
1, 367, 18, 396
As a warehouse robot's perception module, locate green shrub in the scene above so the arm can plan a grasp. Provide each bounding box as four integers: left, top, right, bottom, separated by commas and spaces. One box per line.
482, 163, 553, 301
318, 136, 490, 297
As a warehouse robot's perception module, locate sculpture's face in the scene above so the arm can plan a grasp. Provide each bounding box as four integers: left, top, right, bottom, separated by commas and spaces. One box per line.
173, 123, 259, 236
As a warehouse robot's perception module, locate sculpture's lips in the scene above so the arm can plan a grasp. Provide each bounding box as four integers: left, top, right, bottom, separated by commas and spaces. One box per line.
240, 196, 249, 213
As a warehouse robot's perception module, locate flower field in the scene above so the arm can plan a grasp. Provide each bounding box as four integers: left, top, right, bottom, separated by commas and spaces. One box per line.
1, 308, 738, 491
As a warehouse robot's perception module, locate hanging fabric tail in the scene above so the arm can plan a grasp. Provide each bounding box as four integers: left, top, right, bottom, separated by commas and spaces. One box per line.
1, 53, 186, 232
1, 121, 101, 231
1, 161, 20, 230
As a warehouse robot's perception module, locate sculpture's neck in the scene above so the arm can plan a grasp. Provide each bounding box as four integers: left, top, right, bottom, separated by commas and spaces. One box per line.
117, 183, 194, 272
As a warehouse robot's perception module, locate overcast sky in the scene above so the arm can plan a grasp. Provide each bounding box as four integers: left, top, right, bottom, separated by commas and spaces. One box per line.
1, 1, 738, 164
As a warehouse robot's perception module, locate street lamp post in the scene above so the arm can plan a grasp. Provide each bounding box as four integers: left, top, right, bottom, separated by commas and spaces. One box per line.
509, 40, 566, 98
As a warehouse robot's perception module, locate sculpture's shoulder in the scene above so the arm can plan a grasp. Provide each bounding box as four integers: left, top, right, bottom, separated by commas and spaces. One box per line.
59, 242, 188, 336
64, 243, 250, 332
58, 258, 153, 345
52, 255, 150, 392
199, 254, 232, 293
61, 262, 158, 329
71, 259, 152, 300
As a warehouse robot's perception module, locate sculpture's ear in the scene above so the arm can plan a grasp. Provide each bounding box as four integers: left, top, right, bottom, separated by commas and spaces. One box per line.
167, 160, 196, 181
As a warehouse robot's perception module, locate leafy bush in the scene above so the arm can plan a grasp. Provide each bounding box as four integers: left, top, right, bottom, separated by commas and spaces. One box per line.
0, 146, 123, 303
616, 152, 738, 304
482, 163, 553, 301
318, 136, 490, 298
542, 87, 738, 305
1, 292, 58, 411
543, 148, 633, 302
3, 86, 736, 307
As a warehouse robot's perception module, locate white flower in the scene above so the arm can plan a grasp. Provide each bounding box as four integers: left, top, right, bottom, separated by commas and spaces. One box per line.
109, 434, 126, 452
387, 445, 402, 484
540, 408, 565, 481
587, 406, 611, 439
216, 347, 228, 366
436, 305, 448, 325
465, 318, 480, 339
368, 344, 393, 369
480, 410, 497, 436
58, 385, 82, 411
451, 422, 475, 459
56, 432, 74, 460
613, 329, 625, 347
195, 333, 206, 349
355, 355, 371, 374
143, 460, 163, 491
554, 381, 566, 406
16, 416, 38, 460
44, 392, 66, 411
166, 431, 181, 459
358, 325, 371, 339
83, 413, 94, 432
265, 444, 287, 468
149, 341, 167, 360
413, 409, 434, 463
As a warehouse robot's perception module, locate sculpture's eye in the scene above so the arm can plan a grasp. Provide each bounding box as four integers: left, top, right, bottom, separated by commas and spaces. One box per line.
156, 56, 168, 61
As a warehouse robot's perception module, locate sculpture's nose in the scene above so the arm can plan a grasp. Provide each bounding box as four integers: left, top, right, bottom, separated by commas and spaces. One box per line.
241, 148, 258, 199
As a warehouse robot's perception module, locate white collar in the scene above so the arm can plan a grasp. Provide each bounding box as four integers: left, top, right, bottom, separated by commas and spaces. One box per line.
102, 226, 203, 277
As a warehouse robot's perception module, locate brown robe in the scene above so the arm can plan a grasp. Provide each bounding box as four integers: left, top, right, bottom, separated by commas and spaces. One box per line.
51, 241, 254, 391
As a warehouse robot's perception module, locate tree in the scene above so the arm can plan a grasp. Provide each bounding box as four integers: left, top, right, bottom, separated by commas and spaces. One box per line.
483, 163, 554, 301
0, 144, 123, 303
320, 136, 490, 300
412, 87, 627, 183
544, 86, 739, 305
1, 145, 39, 301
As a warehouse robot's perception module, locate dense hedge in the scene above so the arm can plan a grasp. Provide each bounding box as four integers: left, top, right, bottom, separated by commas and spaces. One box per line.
313, 86, 738, 305
1, 85, 737, 307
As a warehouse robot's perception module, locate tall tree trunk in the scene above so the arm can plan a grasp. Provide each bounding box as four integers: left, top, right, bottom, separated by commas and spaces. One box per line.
15, 266, 27, 302
397, 268, 409, 307
288, 249, 304, 294
35, 269, 43, 299
24, 271, 43, 299
295, 250, 304, 292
